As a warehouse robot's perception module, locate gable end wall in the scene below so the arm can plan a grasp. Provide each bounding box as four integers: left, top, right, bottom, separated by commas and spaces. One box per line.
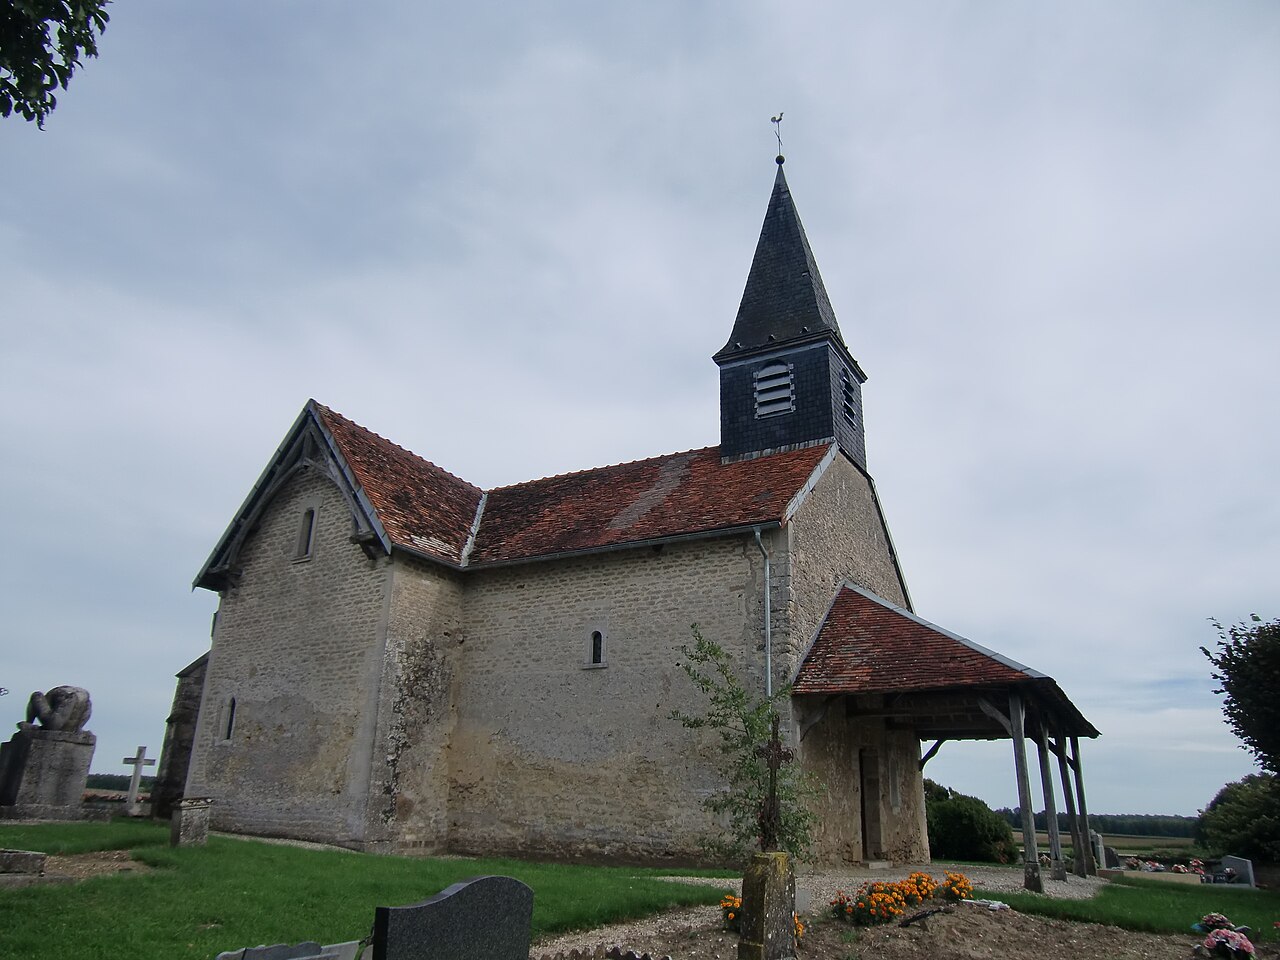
185, 469, 390, 845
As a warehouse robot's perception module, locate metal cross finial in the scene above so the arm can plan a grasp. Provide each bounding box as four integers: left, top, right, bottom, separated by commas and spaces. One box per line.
771, 113, 784, 159
755, 712, 794, 850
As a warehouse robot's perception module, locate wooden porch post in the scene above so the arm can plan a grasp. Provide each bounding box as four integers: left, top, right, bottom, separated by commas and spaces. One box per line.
1070, 736, 1097, 875
1053, 736, 1087, 877
1009, 691, 1043, 892
1036, 724, 1066, 881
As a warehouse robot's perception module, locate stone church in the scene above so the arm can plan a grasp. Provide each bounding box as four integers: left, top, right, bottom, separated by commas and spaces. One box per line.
176, 160, 1096, 866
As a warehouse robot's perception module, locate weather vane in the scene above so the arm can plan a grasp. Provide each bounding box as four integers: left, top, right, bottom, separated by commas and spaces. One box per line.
771, 112, 784, 163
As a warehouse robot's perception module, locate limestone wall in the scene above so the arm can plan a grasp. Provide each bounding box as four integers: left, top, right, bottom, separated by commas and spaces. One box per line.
783, 454, 907, 679
448, 536, 768, 863
152, 654, 208, 820
799, 702, 929, 865
364, 553, 465, 852
185, 468, 390, 845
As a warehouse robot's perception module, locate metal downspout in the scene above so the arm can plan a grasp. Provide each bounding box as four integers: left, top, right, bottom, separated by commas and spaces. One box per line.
753, 527, 772, 698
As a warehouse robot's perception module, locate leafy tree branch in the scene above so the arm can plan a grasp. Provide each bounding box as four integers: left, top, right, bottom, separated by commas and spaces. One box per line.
2, 0, 111, 127
1202, 614, 1280, 775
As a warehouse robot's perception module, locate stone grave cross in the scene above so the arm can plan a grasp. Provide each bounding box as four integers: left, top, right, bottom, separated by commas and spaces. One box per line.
122, 745, 155, 816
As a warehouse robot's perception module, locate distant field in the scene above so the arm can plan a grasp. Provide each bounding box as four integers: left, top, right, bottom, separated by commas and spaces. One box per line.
1034, 832, 1200, 855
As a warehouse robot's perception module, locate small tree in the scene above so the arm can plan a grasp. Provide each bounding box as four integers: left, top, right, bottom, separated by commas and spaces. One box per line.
1202, 615, 1280, 774
1, 0, 111, 127
670, 624, 816, 861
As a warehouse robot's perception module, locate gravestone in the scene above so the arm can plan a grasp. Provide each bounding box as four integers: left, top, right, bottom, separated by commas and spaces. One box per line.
0, 687, 96, 820
1220, 855, 1255, 887
122, 745, 155, 816
372, 875, 534, 960
1103, 846, 1121, 869
170, 796, 213, 846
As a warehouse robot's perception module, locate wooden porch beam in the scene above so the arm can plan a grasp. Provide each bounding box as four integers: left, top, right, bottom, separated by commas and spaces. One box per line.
1053, 734, 1087, 878
1036, 724, 1066, 880
1070, 735, 1097, 876
1009, 691, 1043, 893
977, 697, 1013, 736
918, 739, 947, 770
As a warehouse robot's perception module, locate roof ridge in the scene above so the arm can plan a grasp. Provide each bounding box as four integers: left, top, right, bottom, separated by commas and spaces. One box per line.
311, 400, 483, 494
482, 444, 720, 493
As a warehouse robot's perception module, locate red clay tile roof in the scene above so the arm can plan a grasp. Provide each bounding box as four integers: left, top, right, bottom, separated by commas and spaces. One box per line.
468, 444, 831, 566
313, 403, 833, 568
313, 402, 483, 566
794, 583, 1042, 695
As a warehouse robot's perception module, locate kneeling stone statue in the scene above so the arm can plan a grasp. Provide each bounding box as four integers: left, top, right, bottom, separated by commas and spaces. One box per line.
1, 685, 96, 815
24, 686, 92, 733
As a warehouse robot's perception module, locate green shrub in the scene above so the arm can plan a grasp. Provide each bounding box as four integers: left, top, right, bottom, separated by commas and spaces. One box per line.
927, 793, 1016, 863
1195, 774, 1280, 863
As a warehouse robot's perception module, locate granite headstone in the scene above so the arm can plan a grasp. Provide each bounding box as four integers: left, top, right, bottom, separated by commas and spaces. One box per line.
372, 875, 534, 960
1220, 855, 1255, 887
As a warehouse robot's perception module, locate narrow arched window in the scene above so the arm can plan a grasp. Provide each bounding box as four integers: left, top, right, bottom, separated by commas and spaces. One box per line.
754, 363, 794, 418
222, 697, 237, 741
583, 628, 607, 668
294, 508, 316, 560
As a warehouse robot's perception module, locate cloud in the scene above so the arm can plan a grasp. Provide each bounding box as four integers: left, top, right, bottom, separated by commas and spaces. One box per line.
1, 1, 1276, 818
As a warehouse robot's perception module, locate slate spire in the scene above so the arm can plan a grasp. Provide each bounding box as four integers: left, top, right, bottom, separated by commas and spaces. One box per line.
715, 160, 868, 468
714, 159, 846, 362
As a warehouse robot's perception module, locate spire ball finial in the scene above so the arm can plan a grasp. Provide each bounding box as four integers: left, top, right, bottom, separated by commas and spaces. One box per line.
776, 154, 785, 165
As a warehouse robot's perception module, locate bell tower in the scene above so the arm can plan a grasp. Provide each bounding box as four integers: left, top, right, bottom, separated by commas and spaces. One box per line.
715, 158, 867, 468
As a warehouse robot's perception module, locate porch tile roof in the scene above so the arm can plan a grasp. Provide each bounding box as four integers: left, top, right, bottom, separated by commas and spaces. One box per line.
794, 582, 1043, 695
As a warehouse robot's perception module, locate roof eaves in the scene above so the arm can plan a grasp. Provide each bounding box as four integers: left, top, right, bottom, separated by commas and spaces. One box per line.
193, 403, 315, 590
310, 401, 394, 556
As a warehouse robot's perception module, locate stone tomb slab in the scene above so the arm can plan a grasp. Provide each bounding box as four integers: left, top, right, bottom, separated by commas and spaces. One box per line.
373, 875, 534, 960
216, 942, 361, 960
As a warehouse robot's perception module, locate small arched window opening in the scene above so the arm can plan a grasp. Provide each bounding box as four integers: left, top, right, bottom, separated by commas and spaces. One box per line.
294, 507, 317, 560
222, 697, 237, 742
583, 628, 607, 668
754, 363, 795, 419
840, 369, 858, 426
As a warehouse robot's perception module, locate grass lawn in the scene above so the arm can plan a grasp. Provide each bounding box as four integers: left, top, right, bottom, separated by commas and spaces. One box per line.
975, 873, 1280, 942
0, 821, 729, 960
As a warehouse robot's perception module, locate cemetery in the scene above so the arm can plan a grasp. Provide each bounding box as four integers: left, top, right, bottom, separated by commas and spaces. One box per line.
2, 818, 1279, 960
0, 676, 1276, 960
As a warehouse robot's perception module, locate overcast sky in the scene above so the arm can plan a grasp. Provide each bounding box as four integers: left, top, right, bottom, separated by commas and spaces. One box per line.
2, 2, 1276, 821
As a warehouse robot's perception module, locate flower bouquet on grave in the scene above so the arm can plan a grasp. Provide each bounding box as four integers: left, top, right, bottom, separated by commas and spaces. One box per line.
1196, 913, 1234, 933
1202, 928, 1255, 959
